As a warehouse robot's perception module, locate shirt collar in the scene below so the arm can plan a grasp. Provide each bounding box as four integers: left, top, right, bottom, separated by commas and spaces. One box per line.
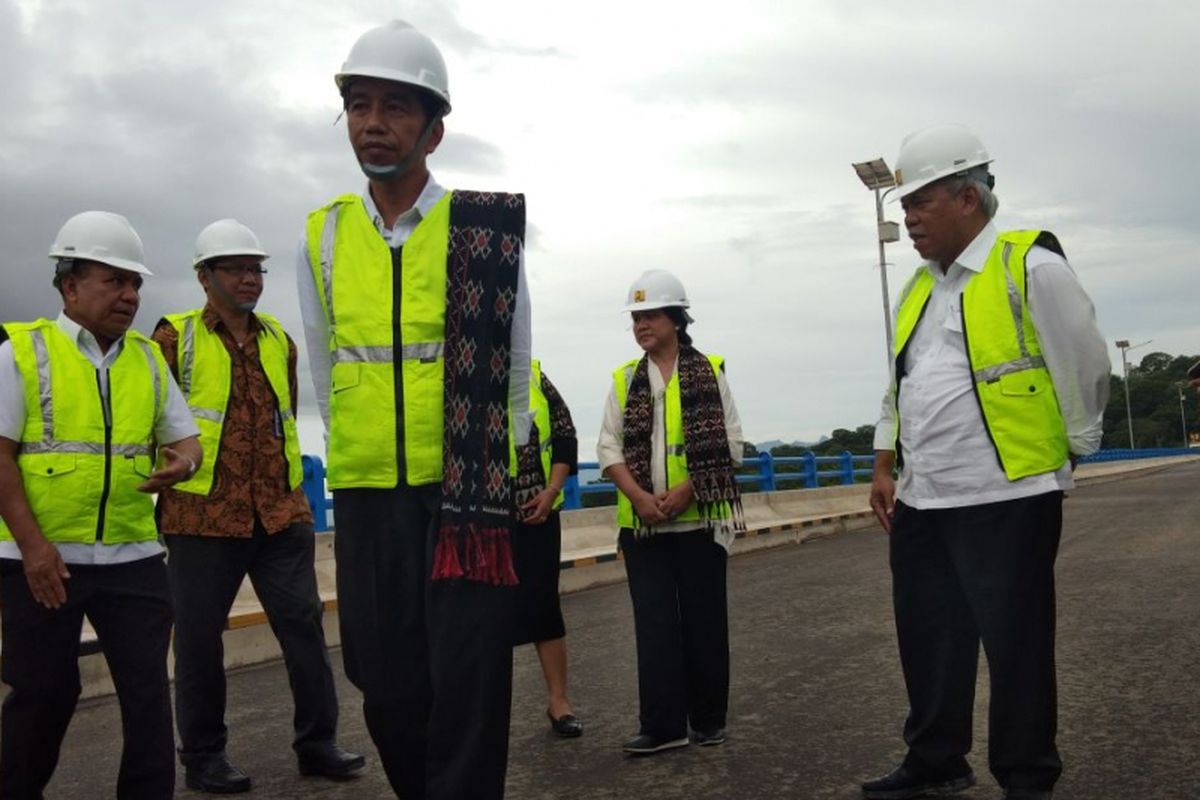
201, 303, 260, 335
361, 172, 447, 234
56, 310, 122, 355
922, 221, 999, 279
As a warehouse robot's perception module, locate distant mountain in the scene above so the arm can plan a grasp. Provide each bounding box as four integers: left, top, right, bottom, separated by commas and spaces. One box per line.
755, 437, 828, 451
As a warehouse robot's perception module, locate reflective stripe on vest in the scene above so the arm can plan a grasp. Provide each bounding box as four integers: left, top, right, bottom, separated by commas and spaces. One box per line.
305, 192, 452, 488
0, 320, 164, 544
612, 354, 728, 529
164, 309, 303, 495
890, 230, 1069, 480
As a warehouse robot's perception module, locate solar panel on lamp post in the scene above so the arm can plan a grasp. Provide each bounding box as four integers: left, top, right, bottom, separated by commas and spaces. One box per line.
852, 157, 900, 368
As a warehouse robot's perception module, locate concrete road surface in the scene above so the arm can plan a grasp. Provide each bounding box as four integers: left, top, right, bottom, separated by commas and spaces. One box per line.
40, 461, 1200, 798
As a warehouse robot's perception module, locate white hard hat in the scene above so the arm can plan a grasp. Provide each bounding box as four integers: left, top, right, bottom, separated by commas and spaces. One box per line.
335, 20, 452, 116
893, 124, 993, 200
622, 269, 691, 313
48, 211, 151, 276
193, 218, 269, 267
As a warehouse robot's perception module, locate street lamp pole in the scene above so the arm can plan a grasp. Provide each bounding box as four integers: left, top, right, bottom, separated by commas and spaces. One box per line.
852, 158, 901, 368
1114, 338, 1152, 449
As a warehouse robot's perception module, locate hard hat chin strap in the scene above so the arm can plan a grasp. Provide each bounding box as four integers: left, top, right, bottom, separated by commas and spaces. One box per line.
358, 116, 440, 183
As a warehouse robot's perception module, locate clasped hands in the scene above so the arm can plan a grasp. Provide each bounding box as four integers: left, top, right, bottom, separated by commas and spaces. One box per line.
631, 480, 694, 526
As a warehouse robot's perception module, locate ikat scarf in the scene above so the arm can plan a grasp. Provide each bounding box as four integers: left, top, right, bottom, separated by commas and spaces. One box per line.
432, 190, 525, 586
621, 346, 745, 534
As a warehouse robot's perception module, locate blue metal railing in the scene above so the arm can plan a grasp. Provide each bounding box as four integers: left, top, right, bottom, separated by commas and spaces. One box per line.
300, 447, 1198, 532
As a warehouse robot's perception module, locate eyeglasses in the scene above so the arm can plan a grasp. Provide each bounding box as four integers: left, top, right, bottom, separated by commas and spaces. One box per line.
208, 264, 268, 277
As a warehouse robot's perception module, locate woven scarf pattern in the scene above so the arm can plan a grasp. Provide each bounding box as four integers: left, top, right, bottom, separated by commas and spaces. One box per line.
432, 190, 525, 585
621, 346, 744, 533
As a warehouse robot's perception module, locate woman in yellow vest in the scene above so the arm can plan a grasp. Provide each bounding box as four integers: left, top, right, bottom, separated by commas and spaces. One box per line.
511, 360, 582, 737
597, 269, 745, 755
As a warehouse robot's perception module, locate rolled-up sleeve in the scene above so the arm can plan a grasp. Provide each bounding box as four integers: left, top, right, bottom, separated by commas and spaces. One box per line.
1027, 249, 1111, 456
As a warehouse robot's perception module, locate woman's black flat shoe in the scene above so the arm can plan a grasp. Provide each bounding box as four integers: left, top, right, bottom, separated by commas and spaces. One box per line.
547, 710, 583, 738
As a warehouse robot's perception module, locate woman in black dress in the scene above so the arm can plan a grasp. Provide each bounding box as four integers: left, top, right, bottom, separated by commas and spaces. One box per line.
512, 359, 582, 737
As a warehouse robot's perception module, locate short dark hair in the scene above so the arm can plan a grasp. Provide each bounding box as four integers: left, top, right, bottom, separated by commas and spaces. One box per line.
339, 78, 444, 125
664, 306, 693, 347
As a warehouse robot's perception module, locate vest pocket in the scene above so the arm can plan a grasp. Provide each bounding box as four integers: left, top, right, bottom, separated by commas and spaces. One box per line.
999, 369, 1049, 397
331, 362, 362, 393
129, 454, 153, 478
24, 452, 78, 478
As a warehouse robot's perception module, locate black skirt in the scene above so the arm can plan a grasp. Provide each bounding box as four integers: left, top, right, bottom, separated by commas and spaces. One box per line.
511, 511, 566, 645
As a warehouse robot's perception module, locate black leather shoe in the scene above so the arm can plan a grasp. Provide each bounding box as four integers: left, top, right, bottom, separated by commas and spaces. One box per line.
547, 709, 584, 738
184, 754, 251, 794
297, 743, 366, 779
861, 765, 976, 799
1002, 791, 1053, 799
693, 727, 726, 746
622, 732, 689, 755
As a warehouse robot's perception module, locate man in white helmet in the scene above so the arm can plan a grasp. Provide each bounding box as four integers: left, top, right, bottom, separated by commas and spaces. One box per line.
153, 219, 363, 793
296, 20, 531, 799
863, 126, 1110, 800
0, 211, 202, 799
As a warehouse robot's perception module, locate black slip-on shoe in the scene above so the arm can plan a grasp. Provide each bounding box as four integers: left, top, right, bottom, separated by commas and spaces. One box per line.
861, 765, 976, 799
622, 732, 689, 755
297, 742, 366, 780
693, 728, 726, 747
1002, 791, 1053, 799
547, 709, 584, 738
184, 754, 252, 794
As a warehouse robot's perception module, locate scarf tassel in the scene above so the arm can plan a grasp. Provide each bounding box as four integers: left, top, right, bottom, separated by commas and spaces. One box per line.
431, 523, 519, 586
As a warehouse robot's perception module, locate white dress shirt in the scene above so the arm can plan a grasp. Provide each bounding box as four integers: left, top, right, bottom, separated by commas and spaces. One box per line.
0, 312, 198, 564
873, 223, 1111, 509
296, 174, 532, 448
597, 355, 744, 549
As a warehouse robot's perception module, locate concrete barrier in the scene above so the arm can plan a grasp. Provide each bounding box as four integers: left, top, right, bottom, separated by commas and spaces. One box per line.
61, 454, 1200, 698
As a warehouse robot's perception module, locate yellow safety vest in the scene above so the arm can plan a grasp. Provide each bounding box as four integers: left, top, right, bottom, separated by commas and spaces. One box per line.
162, 309, 302, 495
305, 193, 451, 489
612, 354, 728, 529
892, 230, 1069, 481
0, 320, 167, 544
508, 359, 563, 510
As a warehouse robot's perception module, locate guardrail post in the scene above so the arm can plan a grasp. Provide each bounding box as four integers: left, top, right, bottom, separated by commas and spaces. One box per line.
562, 475, 582, 510
757, 452, 776, 492
802, 451, 818, 489
840, 450, 855, 484
301, 455, 330, 532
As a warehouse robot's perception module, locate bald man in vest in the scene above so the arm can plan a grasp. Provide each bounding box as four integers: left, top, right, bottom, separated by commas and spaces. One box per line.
154, 219, 363, 793
296, 20, 531, 800
862, 126, 1110, 800
0, 211, 202, 799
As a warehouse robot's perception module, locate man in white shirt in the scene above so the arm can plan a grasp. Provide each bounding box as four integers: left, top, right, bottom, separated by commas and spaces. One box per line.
0, 211, 201, 799
295, 21, 530, 800
863, 126, 1110, 800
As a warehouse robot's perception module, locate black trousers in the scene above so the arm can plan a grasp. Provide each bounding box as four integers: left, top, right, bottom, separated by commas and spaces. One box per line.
619, 528, 729, 740
165, 521, 338, 763
334, 485, 515, 800
0, 554, 175, 800
889, 492, 1063, 792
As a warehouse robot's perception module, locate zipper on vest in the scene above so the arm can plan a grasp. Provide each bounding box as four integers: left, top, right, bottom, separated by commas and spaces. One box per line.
94, 368, 114, 541
959, 299, 1006, 474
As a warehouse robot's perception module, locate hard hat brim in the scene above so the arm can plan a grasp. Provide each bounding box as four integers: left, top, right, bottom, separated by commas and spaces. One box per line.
892, 158, 994, 201
334, 69, 452, 115
50, 251, 153, 277
193, 249, 270, 268
621, 300, 691, 313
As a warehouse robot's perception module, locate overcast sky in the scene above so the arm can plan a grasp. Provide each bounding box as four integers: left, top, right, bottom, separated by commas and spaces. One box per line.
2, 0, 1198, 457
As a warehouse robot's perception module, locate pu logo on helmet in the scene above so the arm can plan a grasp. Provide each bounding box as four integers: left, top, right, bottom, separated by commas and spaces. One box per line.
634, 290, 645, 301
